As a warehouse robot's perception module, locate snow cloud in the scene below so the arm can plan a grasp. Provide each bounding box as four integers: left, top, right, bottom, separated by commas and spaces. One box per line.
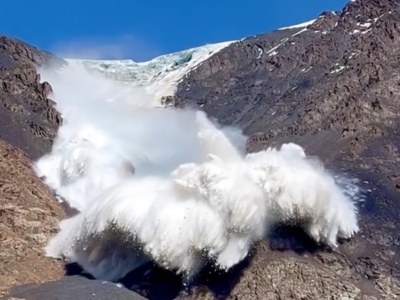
50, 34, 162, 61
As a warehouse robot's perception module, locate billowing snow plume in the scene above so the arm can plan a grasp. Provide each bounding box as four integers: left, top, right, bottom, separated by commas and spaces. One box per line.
35, 59, 360, 286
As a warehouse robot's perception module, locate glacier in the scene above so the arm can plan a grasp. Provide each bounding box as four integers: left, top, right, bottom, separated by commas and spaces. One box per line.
67, 41, 234, 106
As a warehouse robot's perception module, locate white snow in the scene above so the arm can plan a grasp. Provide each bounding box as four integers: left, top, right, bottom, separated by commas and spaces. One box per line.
362, 28, 372, 35
265, 39, 289, 57
35, 60, 361, 284
358, 22, 372, 28
331, 65, 345, 73
292, 28, 309, 37
349, 52, 357, 59
257, 47, 263, 59
278, 19, 316, 30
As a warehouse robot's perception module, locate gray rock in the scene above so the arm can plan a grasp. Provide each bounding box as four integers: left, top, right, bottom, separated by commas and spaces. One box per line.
172, 0, 400, 299
1, 276, 146, 300
0, 36, 66, 159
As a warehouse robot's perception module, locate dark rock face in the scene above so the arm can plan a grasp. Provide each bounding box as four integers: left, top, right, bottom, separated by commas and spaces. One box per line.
172, 0, 400, 298
176, 0, 400, 150
0, 36, 66, 159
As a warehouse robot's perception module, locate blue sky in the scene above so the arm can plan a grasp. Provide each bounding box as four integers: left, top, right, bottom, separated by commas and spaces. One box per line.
1, 0, 349, 61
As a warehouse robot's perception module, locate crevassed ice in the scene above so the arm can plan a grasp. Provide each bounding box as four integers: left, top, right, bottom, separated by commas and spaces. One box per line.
67, 41, 234, 103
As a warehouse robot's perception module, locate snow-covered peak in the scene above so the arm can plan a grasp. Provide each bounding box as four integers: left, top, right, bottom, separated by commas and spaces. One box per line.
278, 19, 316, 30
67, 41, 234, 104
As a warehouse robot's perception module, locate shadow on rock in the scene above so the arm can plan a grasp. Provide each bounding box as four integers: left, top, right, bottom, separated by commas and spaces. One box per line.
191, 255, 253, 300
64, 253, 254, 300
267, 223, 324, 254
65, 262, 95, 280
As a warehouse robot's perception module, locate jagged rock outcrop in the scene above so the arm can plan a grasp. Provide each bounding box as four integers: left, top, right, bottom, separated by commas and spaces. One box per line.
0, 36, 65, 159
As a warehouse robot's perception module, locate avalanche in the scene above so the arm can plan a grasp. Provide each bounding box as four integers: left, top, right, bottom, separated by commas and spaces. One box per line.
35, 56, 361, 288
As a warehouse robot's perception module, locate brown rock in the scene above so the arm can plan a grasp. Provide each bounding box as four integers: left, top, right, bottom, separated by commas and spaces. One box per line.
0, 139, 65, 294
0, 36, 66, 296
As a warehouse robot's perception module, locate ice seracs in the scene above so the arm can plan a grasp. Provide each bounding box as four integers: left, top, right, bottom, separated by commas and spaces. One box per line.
69, 41, 234, 105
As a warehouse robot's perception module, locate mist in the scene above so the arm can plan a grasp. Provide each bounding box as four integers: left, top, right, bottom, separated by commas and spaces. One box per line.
34, 60, 361, 287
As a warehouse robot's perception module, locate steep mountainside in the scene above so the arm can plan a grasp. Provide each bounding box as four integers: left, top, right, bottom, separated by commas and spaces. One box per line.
2, 0, 400, 299
0, 36, 65, 159
175, 0, 400, 145
171, 0, 400, 299
0, 37, 67, 295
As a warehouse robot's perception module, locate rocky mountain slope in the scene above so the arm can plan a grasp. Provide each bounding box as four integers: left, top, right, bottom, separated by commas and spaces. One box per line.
0, 36, 67, 296
1, 0, 400, 299
172, 0, 400, 298
0, 36, 64, 160
0, 139, 65, 294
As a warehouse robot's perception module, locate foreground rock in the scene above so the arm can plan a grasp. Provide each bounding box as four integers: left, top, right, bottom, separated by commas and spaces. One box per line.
1, 276, 147, 300
0, 139, 65, 295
